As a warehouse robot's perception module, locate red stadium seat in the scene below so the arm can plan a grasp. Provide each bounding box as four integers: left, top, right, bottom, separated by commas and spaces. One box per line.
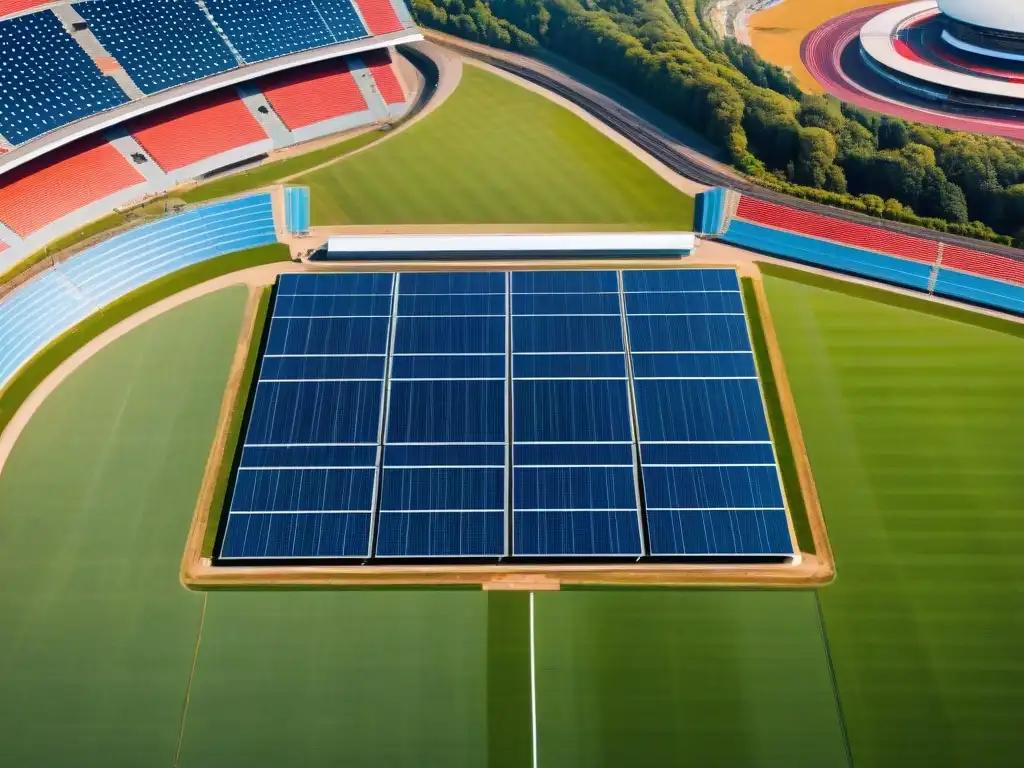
0, 138, 144, 237
353, 0, 403, 35
735, 197, 939, 265
257, 59, 368, 130
942, 245, 1024, 286
362, 49, 405, 105
129, 90, 268, 172
0, 1, 52, 16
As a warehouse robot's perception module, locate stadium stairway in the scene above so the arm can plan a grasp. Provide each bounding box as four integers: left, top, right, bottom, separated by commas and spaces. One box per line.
0, 193, 278, 390
51, 4, 145, 99
236, 84, 294, 148
104, 126, 170, 187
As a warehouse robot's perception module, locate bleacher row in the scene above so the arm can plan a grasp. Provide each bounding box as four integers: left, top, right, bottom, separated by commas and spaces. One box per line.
0, 0, 409, 145
723, 194, 1024, 315
0, 51, 405, 244
0, 194, 277, 390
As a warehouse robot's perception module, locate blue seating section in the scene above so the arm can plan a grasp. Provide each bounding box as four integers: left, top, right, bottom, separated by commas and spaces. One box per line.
204, 0, 367, 63
284, 186, 310, 234
74, 0, 238, 95
0, 11, 129, 144
695, 188, 727, 235
0, 194, 276, 390
722, 219, 933, 291
933, 269, 1024, 315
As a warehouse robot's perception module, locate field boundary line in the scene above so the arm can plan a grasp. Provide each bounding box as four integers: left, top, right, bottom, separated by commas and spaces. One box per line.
530, 592, 539, 768
174, 592, 208, 768
814, 591, 855, 768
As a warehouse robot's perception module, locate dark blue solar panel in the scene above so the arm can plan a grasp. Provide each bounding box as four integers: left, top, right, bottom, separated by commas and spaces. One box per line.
231, 468, 376, 512
399, 271, 505, 294
386, 380, 505, 443
393, 316, 504, 355
376, 512, 505, 557
514, 510, 643, 556
633, 379, 771, 442
245, 381, 383, 444
514, 379, 632, 443
265, 317, 391, 356
398, 293, 505, 316
240, 444, 377, 468
622, 268, 739, 293
646, 509, 792, 555
260, 355, 386, 381
514, 466, 637, 510
274, 294, 393, 317
511, 292, 621, 316
221, 512, 372, 558
624, 290, 744, 315
630, 352, 756, 379
513, 315, 624, 353
277, 272, 394, 295
381, 468, 504, 511
512, 269, 618, 294
390, 354, 505, 380
384, 444, 506, 467
513, 442, 633, 466
512, 353, 626, 379
626, 314, 752, 353
625, 268, 792, 557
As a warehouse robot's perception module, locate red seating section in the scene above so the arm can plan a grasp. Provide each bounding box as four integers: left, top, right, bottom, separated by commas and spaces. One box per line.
353, 0, 404, 35
736, 196, 939, 264
0, 138, 144, 237
362, 50, 405, 105
258, 59, 368, 130
129, 90, 267, 172
942, 245, 1024, 286
0, 1, 52, 16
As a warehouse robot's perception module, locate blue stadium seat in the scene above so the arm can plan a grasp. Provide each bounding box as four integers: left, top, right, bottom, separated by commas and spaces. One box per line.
204, 0, 367, 63
0, 194, 277, 390
74, 0, 238, 94
0, 11, 129, 144
933, 269, 1024, 314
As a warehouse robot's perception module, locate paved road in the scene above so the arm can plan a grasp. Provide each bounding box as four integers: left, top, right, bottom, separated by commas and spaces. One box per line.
425, 32, 1024, 261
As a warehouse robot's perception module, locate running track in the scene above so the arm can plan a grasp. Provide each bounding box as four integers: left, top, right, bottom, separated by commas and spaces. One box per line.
800, 6, 1024, 141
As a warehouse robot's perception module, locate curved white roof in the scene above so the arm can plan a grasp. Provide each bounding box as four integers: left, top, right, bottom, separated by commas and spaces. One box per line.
861, 2, 1024, 101
939, 0, 1024, 36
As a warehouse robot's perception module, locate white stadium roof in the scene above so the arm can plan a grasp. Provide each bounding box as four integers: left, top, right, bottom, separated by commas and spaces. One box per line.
938, 0, 1024, 36
860, 2, 1024, 102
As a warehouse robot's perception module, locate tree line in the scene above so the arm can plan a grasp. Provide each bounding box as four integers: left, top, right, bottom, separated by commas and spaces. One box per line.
410, 0, 1024, 247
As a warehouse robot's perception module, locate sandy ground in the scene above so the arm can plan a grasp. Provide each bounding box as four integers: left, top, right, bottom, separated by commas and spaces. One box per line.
748, 0, 898, 91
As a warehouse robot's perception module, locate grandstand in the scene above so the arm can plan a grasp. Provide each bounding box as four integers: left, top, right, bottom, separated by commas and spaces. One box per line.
354, 0, 404, 35
256, 57, 369, 131
363, 48, 406, 105
0, 193, 276, 390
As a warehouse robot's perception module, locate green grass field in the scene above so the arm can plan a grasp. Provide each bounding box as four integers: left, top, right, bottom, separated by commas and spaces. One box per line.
764, 266, 1024, 767
296, 66, 694, 229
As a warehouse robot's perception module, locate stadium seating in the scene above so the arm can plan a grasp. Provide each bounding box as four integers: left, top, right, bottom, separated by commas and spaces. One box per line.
203, 0, 366, 64
0, 1, 52, 18
73, 0, 238, 95
362, 49, 405, 103
941, 244, 1024, 286
0, 11, 129, 145
0, 194, 277, 390
721, 219, 934, 291
933, 269, 1024, 314
128, 89, 268, 171
736, 196, 940, 265
257, 57, 367, 130
353, 0, 404, 35
0, 137, 145, 237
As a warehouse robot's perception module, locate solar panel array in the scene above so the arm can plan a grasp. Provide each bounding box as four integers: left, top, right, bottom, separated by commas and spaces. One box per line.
219, 269, 795, 562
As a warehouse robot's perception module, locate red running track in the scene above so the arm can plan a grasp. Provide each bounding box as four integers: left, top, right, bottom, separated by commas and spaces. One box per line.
800, 6, 1024, 141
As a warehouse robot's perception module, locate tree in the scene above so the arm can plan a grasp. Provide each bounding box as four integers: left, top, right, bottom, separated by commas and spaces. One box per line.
919, 166, 968, 222
877, 117, 910, 150
795, 127, 837, 188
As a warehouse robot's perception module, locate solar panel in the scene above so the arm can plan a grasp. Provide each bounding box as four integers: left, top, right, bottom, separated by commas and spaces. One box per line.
374, 272, 508, 558
510, 270, 643, 557
218, 267, 794, 564
623, 269, 793, 557
219, 272, 395, 559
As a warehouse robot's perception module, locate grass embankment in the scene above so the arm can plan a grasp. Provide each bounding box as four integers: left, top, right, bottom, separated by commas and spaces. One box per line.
296, 65, 695, 228
0, 243, 289, 435
741, 276, 815, 554
765, 264, 1024, 767
201, 285, 273, 557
